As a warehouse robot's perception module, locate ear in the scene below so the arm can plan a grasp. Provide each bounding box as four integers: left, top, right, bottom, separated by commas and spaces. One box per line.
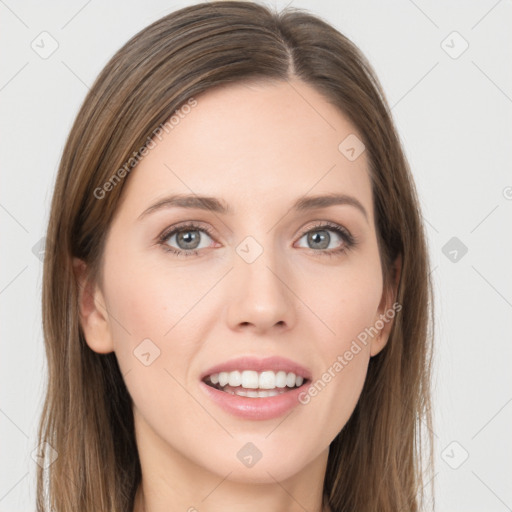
73, 257, 114, 354
370, 253, 402, 357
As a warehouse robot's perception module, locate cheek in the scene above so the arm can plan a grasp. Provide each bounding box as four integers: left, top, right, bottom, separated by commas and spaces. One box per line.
104, 246, 212, 340
331, 275, 382, 344
294, 250, 382, 433
102, 249, 214, 385
296, 301, 375, 451
304, 249, 383, 348
103, 261, 213, 450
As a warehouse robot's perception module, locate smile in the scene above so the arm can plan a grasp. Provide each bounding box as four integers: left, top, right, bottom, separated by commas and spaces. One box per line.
204, 370, 307, 398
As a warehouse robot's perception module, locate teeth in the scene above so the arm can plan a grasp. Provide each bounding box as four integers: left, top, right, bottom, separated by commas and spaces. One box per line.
206, 370, 305, 390
242, 370, 259, 389
229, 388, 284, 398
258, 371, 275, 389
258, 389, 281, 397
218, 372, 229, 387
228, 370, 242, 387
275, 371, 287, 388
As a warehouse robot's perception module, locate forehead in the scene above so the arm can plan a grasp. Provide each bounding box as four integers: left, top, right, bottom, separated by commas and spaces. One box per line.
116, 79, 373, 220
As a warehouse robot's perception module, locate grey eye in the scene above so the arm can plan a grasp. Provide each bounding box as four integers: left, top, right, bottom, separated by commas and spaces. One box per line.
165, 228, 213, 251
297, 228, 344, 251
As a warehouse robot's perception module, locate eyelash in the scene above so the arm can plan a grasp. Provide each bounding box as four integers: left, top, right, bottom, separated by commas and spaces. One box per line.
156, 221, 357, 258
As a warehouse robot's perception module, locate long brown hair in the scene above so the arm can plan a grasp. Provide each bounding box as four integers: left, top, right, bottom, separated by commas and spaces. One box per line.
37, 2, 435, 510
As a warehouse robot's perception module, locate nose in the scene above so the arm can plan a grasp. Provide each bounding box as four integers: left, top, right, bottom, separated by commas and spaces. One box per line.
225, 242, 296, 334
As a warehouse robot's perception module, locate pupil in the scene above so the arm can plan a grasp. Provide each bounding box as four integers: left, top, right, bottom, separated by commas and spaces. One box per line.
309, 230, 329, 250
178, 230, 200, 249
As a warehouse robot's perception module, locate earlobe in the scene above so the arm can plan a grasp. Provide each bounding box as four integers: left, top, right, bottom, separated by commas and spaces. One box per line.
370, 253, 402, 357
72, 257, 114, 354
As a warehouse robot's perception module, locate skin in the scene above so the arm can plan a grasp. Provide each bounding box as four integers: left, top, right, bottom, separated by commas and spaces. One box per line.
74, 79, 399, 512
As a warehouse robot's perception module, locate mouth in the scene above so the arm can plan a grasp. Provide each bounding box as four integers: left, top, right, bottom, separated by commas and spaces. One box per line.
202, 370, 309, 398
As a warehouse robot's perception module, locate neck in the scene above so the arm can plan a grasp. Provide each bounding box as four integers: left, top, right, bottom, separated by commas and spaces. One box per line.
134, 485, 332, 512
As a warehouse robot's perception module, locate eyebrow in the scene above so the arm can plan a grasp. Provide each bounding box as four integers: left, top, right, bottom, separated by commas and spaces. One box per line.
137, 193, 368, 222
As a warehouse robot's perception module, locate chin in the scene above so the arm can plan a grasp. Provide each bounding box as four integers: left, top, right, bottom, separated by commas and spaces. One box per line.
194, 441, 321, 485
214, 460, 305, 484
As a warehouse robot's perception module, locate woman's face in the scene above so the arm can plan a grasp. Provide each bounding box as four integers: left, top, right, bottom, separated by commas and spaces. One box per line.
77, 79, 395, 484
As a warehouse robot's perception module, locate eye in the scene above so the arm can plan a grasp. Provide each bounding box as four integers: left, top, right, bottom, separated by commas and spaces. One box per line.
295, 222, 356, 256
157, 220, 356, 258
157, 222, 216, 257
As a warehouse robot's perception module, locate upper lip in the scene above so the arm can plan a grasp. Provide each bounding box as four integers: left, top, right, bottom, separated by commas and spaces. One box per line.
200, 356, 312, 382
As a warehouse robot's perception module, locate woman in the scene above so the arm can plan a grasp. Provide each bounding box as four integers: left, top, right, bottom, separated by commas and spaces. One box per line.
37, 2, 435, 511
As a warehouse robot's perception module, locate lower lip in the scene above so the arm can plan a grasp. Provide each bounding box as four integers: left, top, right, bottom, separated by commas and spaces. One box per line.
199, 381, 309, 421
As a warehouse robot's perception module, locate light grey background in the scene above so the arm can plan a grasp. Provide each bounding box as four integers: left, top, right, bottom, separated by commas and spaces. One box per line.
1, 1, 511, 510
